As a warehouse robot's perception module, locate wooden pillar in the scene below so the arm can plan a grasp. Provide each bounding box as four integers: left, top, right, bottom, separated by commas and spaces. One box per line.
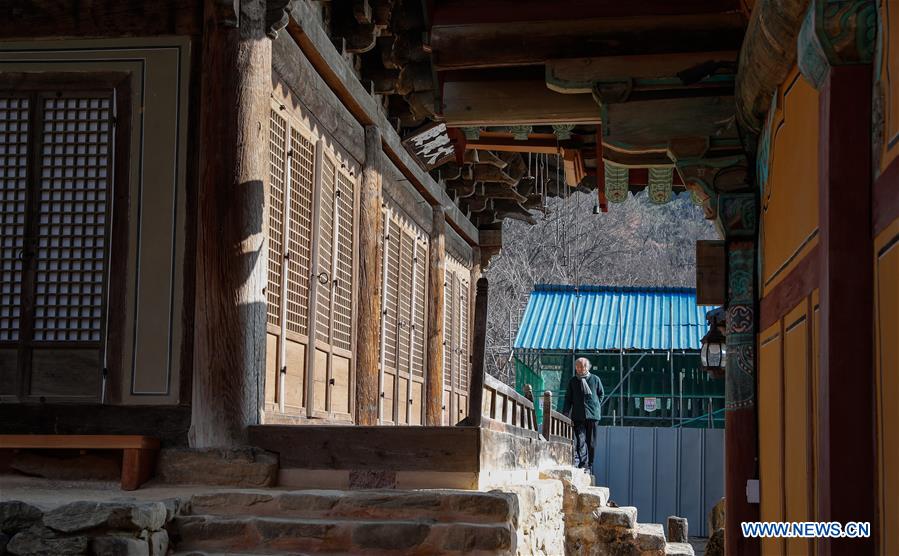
425, 206, 446, 425
717, 193, 760, 556
793, 4, 877, 551
191, 0, 271, 448
816, 63, 875, 554
467, 277, 489, 426
355, 125, 384, 425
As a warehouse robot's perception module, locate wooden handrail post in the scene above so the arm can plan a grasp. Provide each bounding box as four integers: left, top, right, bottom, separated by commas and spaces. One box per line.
354, 125, 384, 425
467, 277, 489, 427
542, 390, 552, 438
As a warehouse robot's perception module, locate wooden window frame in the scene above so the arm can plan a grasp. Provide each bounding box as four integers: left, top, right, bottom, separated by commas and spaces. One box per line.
0, 72, 131, 404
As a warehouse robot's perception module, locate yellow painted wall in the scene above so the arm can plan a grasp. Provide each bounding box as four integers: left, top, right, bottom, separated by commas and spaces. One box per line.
783, 303, 812, 556
876, 217, 899, 555
759, 322, 785, 556
760, 69, 820, 296
757, 66, 822, 553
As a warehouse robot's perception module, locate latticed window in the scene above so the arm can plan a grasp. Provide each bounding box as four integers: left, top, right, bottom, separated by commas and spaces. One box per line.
0, 79, 124, 401
379, 207, 428, 424
443, 256, 472, 423
332, 170, 355, 352
266, 109, 287, 328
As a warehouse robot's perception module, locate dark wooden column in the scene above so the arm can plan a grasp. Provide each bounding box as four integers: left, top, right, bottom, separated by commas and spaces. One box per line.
425, 205, 446, 425
717, 193, 760, 556
467, 277, 489, 426
191, 0, 271, 448
816, 63, 875, 555
355, 125, 384, 425
794, 3, 876, 552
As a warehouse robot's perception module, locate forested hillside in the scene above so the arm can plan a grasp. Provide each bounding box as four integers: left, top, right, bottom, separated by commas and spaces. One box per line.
483, 190, 718, 383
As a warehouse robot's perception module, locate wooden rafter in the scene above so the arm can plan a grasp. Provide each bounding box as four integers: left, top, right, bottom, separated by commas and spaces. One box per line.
441, 80, 600, 126
431, 14, 746, 70
430, 0, 744, 26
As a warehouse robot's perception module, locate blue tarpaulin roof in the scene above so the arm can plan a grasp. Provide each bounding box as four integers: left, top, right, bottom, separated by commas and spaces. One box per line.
513, 284, 718, 352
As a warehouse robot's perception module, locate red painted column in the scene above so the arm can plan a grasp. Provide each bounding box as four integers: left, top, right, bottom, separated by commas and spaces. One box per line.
720, 227, 760, 556
816, 63, 875, 555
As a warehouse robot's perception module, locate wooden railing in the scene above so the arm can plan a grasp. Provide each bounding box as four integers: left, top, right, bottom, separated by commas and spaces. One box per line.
542, 391, 574, 442
481, 373, 538, 433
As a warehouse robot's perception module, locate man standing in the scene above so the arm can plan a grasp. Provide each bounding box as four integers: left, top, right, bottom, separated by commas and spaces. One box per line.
562, 357, 605, 471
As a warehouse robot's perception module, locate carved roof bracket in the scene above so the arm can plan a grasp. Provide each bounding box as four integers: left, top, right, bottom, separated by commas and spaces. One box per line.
668, 137, 750, 220
797, 0, 877, 89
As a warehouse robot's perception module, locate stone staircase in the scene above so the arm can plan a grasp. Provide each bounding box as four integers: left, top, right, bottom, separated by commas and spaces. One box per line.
168, 471, 694, 555
539, 468, 695, 556
170, 489, 520, 555
0, 468, 694, 555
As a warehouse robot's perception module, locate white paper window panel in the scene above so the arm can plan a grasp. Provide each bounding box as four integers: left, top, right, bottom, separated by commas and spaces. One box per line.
458, 275, 471, 390
383, 218, 401, 369
395, 227, 414, 373
332, 169, 355, 352
443, 273, 455, 388
411, 237, 428, 379
315, 155, 335, 343
33, 96, 111, 342
0, 97, 28, 342
266, 109, 287, 327
285, 127, 315, 337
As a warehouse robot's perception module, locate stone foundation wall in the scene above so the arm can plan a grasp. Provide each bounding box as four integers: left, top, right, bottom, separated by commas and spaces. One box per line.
496, 479, 566, 556
0, 500, 176, 556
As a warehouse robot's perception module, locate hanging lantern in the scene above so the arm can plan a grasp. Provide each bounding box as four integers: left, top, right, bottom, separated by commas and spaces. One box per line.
700, 308, 726, 377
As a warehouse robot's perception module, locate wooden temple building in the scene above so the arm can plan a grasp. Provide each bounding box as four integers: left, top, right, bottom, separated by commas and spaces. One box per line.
0, 0, 897, 554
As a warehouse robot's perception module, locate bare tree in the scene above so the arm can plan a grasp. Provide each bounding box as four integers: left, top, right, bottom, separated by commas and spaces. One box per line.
484, 190, 719, 384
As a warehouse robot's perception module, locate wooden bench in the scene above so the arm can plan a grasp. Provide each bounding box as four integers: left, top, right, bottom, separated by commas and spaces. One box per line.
0, 434, 160, 490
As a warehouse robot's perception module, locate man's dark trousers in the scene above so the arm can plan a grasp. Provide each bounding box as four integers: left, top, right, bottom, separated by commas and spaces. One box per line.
573, 419, 598, 470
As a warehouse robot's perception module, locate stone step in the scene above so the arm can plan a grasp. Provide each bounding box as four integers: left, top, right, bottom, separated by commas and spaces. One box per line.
538, 467, 593, 490
598, 506, 638, 529
577, 486, 610, 514
172, 515, 515, 555
665, 541, 696, 555
634, 522, 667, 552
187, 489, 515, 524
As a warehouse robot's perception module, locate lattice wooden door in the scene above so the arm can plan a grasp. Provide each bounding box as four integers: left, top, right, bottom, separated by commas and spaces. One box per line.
266, 102, 358, 422
442, 257, 471, 424
0, 90, 117, 401
378, 209, 428, 425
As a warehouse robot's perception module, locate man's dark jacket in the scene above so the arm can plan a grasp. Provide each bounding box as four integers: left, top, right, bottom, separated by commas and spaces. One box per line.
562, 373, 605, 421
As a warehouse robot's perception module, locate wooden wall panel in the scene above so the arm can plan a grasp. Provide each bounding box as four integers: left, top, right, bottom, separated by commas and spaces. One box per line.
811, 288, 820, 545
876, 218, 899, 555
332, 355, 351, 415
285, 340, 306, 410
783, 303, 811, 556
761, 69, 819, 296
265, 333, 278, 410
313, 348, 328, 412
758, 322, 785, 556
